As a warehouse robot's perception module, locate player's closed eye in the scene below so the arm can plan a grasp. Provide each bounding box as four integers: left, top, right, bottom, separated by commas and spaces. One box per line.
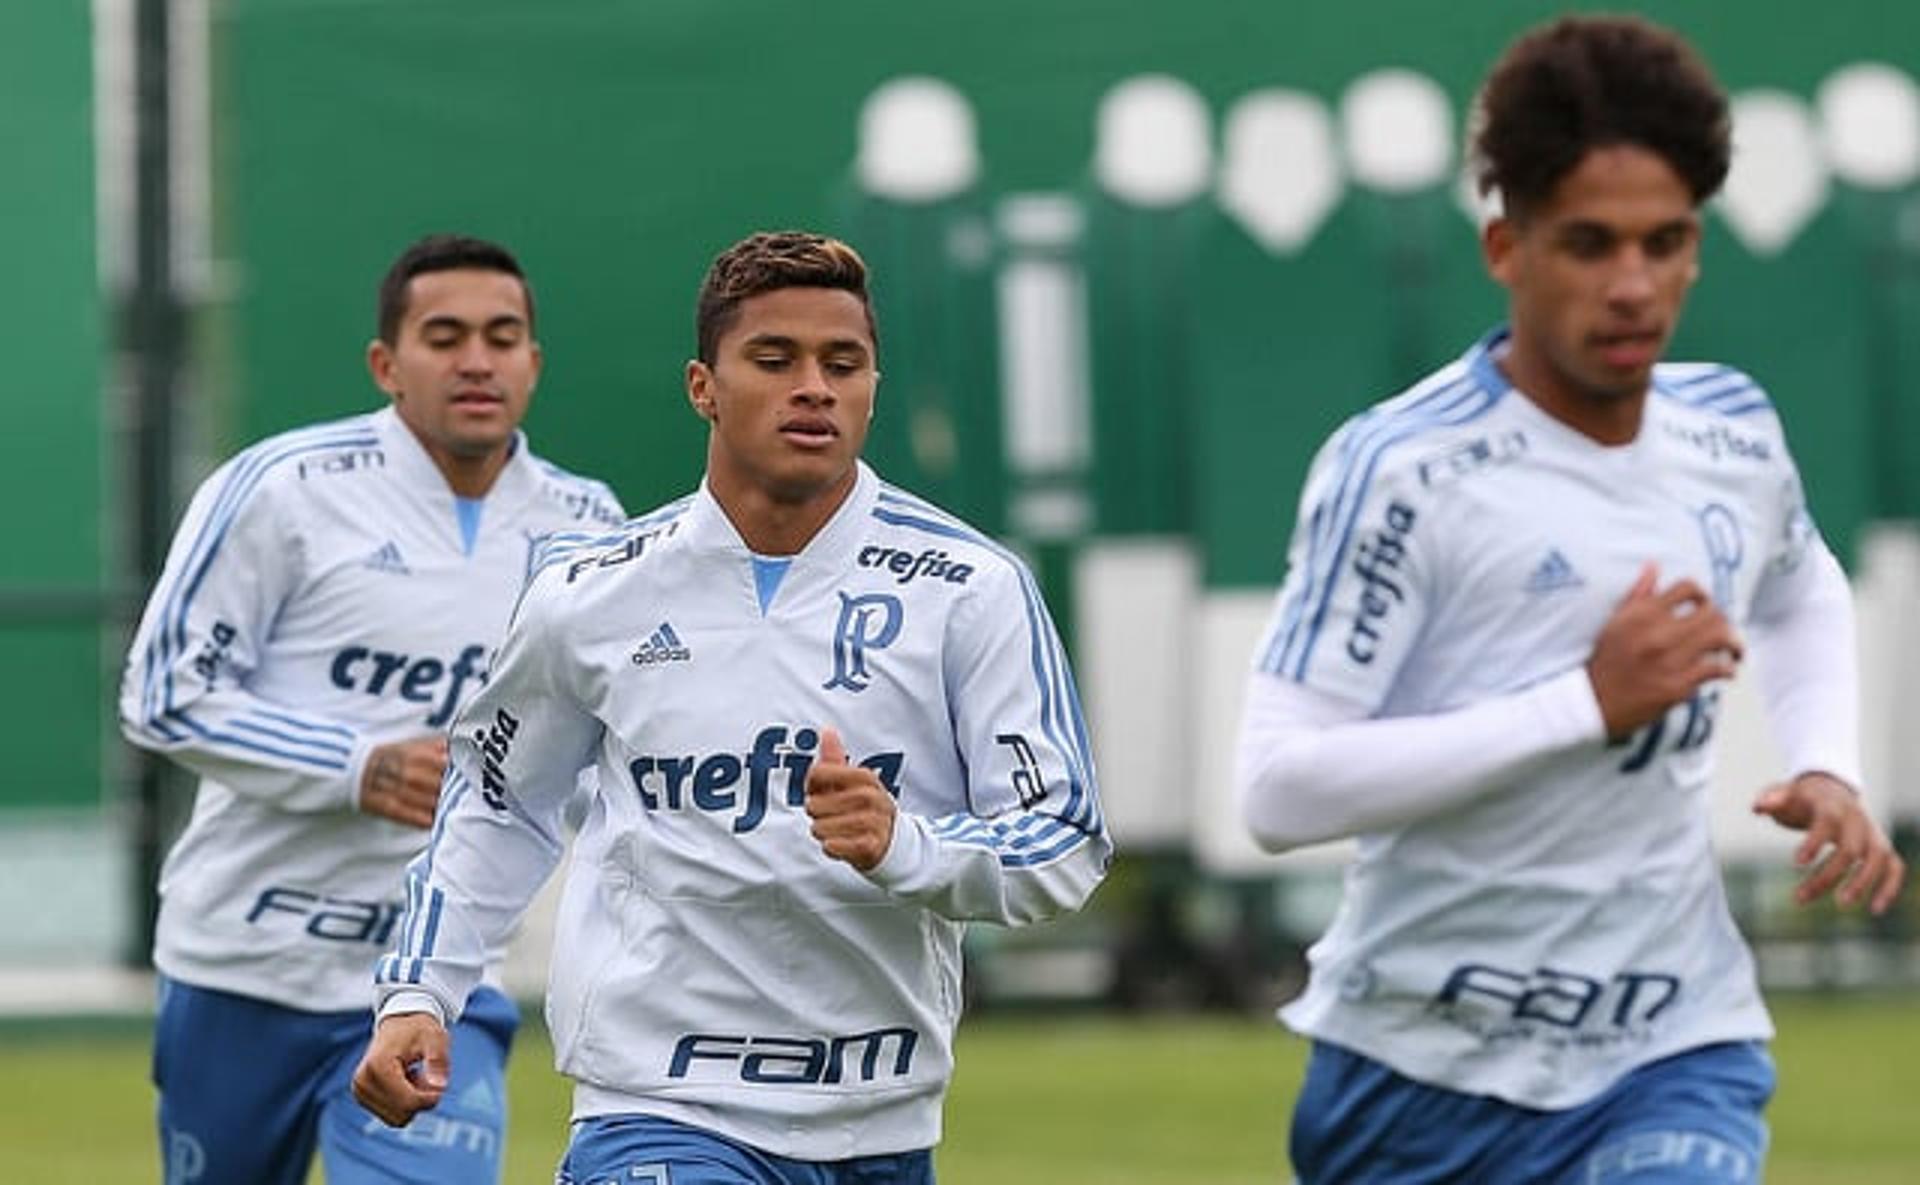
1644, 224, 1694, 258
1560, 227, 1614, 260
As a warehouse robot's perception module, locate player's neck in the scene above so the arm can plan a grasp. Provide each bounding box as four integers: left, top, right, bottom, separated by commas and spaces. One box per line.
1499, 348, 1646, 447
707, 471, 855, 556
427, 446, 512, 499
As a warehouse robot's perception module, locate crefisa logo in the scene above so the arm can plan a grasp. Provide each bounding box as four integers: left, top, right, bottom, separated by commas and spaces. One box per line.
857, 545, 973, 586
1347, 500, 1417, 665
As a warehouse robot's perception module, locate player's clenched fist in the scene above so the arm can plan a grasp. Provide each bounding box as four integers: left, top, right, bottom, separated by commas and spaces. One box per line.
1585, 563, 1743, 739
804, 727, 897, 872
358, 735, 449, 828
352, 1012, 450, 1128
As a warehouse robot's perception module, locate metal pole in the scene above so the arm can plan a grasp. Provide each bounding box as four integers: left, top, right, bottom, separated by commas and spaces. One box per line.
123, 0, 186, 968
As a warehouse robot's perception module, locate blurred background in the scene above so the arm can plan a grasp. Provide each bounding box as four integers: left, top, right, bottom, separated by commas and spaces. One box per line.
4, 0, 1920, 1177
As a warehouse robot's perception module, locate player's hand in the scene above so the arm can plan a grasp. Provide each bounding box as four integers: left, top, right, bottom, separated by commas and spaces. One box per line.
803, 727, 897, 872
351, 1012, 451, 1127
359, 736, 449, 828
1585, 564, 1743, 739
1754, 772, 1907, 915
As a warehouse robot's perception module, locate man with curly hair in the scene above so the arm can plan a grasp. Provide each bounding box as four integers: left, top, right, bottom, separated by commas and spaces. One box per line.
1235, 16, 1904, 1182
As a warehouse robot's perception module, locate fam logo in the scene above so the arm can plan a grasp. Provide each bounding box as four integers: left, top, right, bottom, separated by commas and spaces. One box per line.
296, 447, 384, 480
562, 522, 680, 583
1346, 499, 1417, 665
246, 886, 402, 946
824, 592, 903, 693
1415, 430, 1528, 488
669, 1026, 919, 1086
1432, 961, 1681, 1032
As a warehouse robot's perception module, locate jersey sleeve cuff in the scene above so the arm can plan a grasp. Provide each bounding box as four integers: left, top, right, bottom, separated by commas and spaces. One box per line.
342, 735, 376, 813
377, 990, 450, 1028
865, 811, 933, 891
1527, 666, 1609, 748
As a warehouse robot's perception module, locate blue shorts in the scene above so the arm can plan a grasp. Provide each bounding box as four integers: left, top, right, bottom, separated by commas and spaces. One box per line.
152, 976, 519, 1185
1291, 1040, 1774, 1184
558, 1114, 935, 1185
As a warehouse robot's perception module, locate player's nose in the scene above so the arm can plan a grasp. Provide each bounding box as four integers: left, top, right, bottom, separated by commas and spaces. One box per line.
790, 356, 835, 403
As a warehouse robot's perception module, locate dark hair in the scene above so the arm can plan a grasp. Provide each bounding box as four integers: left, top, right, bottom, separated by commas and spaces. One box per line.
376, 234, 532, 345
1472, 15, 1731, 220
695, 231, 876, 364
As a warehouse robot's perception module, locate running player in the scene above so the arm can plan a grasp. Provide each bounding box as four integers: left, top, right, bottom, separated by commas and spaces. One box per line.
353, 230, 1111, 1183
122, 234, 623, 1185
1235, 16, 1905, 1182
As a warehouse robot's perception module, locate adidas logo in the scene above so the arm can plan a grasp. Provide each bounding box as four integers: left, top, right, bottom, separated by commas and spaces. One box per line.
1525, 548, 1583, 594
362, 540, 410, 575
630, 622, 691, 665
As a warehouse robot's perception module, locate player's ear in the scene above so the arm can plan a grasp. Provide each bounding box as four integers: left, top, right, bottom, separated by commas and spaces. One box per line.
686, 359, 716, 422
1483, 217, 1518, 287
367, 339, 402, 399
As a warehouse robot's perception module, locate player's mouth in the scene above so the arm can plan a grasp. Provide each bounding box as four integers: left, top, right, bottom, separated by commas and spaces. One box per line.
778, 415, 839, 449
1590, 327, 1663, 371
450, 389, 506, 409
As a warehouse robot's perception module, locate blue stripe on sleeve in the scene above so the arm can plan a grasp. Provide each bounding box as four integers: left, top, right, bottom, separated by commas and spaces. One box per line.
1264, 378, 1499, 678
871, 487, 1101, 837
137, 422, 381, 758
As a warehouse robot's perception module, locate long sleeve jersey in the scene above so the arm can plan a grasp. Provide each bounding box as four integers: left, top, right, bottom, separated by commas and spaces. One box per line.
375, 463, 1111, 1159
121, 406, 623, 1011
1238, 329, 1855, 1109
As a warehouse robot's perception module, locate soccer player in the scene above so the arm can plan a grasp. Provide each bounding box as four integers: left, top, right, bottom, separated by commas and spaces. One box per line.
120, 234, 624, 1185
1234, 16, 1907, 1183
351, 231, 1111, 1182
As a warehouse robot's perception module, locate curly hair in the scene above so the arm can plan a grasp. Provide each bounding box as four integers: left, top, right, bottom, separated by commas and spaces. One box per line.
376, 234, 530, 345
1472, 15, 1731, 220
695, 231, 876, 364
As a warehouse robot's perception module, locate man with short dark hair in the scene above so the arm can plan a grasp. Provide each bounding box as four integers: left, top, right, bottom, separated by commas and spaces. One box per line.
353, 230, 1111, 1183
1235, 17, 1905, 1182
122, 233, 623, 1185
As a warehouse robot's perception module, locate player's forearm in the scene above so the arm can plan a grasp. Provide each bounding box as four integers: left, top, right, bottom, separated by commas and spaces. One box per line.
374, 783, 564, 1019
118, 698, 369, 813
1749, 546, 1863, 788
1236, 668, 1606, 851
866, 810, 1112, 925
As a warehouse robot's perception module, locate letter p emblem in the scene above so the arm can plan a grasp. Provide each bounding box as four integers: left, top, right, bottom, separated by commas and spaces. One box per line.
824, 592, 903, 693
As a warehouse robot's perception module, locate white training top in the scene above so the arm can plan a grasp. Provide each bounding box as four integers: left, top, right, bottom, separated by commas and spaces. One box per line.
375, 462, 1111, 1160
1239, 329, 1858, 1109
121, 406, 623, 1012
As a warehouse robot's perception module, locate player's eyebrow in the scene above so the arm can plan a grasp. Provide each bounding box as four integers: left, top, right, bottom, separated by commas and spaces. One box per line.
418, 312, 528, 334
741, 333, 870, 357
742, 333, 798, 350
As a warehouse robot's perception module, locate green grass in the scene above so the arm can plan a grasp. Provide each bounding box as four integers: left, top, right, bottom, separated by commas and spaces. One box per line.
0, 998, 1914, 1183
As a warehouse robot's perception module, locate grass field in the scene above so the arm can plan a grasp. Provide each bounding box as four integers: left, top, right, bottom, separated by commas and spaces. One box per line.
1, 998, 1914, 1183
